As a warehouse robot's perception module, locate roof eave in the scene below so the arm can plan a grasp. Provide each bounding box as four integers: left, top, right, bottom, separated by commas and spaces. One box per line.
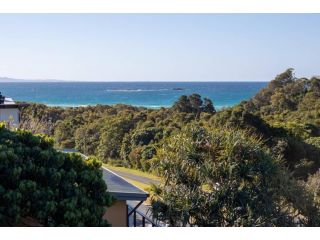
109, 191, 149, 201
0, 104, 19, 109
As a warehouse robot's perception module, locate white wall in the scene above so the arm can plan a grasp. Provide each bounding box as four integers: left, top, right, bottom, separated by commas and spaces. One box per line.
0, 108, 20, 126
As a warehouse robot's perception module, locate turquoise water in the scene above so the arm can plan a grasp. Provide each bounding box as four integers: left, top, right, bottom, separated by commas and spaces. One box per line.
0, 82, 267, 109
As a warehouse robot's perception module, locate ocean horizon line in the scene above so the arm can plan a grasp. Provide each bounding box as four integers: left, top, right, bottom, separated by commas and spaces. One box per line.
0, 79, 270, 83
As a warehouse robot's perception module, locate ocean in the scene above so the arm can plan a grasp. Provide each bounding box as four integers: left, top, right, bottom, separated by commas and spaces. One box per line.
0, 82, 267, 109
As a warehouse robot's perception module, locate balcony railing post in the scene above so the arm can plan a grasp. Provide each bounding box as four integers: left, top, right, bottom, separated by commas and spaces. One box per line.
126, 204, 129, 227
133, 211, 137, 227
142, 216, 145, 227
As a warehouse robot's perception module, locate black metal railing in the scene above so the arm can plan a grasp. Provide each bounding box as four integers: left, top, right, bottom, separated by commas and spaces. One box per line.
127, 205, 161, 227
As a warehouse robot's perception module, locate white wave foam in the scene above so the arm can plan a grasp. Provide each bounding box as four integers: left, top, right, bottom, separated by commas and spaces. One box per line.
104, 88, 171, 92
45, 103, 230, 110
132, 105, 171, 109
46, 103, 89, 108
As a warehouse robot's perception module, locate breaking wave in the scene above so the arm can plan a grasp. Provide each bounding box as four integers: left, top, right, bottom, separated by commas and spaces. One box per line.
104, 88, 172, 92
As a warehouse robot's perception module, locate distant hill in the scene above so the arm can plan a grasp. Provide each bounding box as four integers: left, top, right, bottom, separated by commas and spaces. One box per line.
0, 77, 21, 82
0, 77, 64, 82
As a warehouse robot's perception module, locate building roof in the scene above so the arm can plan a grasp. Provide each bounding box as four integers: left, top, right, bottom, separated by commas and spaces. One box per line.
0, 97, 19, 109
3, 97, 16, 104
102, 168, 149, 201
59, 149, 149, 201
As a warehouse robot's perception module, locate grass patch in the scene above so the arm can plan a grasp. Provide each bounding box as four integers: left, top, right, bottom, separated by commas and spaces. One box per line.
123, 178, 154, 206
123, 178, 151, 192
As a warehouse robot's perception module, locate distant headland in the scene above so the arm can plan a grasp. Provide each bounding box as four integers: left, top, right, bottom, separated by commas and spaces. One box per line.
0, 77, 64, 82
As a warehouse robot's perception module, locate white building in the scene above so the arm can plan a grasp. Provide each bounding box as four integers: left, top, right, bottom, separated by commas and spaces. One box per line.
0, 93, 20, 127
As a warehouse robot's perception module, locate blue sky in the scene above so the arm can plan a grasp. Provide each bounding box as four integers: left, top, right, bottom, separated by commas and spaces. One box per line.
0, 14, 319, 81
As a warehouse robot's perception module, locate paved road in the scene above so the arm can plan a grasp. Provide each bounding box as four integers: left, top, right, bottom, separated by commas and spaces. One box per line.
109, 169, 160, 186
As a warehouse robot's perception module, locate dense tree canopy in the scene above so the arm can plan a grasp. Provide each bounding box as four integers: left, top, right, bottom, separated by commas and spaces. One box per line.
173, 94, 216, 114
0, 124, 113, 226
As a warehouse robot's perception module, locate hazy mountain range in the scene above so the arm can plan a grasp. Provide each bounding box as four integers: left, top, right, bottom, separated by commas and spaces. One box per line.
0, 77, 64, 82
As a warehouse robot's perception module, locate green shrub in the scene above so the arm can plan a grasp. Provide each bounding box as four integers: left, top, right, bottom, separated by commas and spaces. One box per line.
0, 125, 113, 226
151, 124, 319, 226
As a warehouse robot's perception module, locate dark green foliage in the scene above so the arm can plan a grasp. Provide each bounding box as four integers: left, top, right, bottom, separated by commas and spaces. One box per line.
189, 93, 203, 113
0, 124, 113, 226
19, 100, 192, 171
130, 127, 162, 146
305, 171, 320, 207
75, 121, 103, 156
172, 95, 192, 113
97, 115, 135, 161
202, 98, 216, 114
19, 103, 64, 135
245, 69, 320, 130
151, 125, 319, 226
240, 69, 320, 178
172, 94, 216, 115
